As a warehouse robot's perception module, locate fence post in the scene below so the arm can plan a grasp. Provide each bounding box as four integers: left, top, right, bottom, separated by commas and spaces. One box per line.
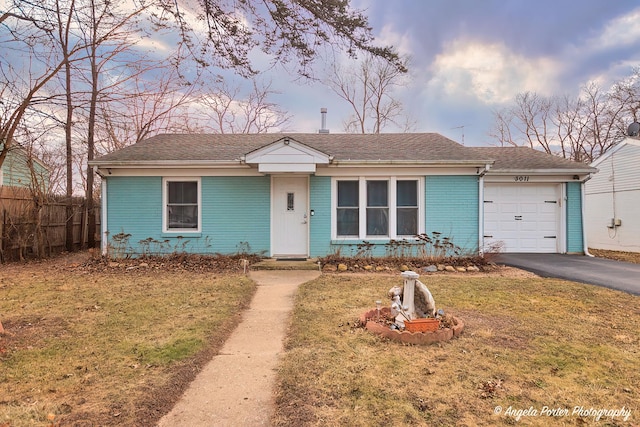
1, 209, 5, 263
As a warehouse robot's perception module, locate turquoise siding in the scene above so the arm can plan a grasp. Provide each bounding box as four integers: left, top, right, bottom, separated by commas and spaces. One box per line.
309, 176, 331, 257
323, 175, 480, 257
202, 176, 270, 254
105, 176, 270, 256
566, 182, 584, 253
425, 175, 479, 253
105, 174, 483, 258
106, 176, 162, 254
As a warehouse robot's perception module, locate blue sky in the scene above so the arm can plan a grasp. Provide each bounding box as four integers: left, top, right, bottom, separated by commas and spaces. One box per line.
259, 0, 640, 146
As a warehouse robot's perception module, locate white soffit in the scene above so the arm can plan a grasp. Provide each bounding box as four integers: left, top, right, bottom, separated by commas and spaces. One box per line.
245, 138, 330, 173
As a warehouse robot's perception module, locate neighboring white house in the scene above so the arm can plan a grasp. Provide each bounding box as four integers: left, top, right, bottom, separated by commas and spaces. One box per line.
585, 137, 640, 252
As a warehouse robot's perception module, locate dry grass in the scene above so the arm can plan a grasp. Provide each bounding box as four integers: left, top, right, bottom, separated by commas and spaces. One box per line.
0, 258, 256, 426
273, 272, 640, 426
590, 248, 640, 264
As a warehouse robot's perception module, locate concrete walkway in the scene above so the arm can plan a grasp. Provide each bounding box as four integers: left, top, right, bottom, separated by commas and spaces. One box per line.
157, 269, 321, 427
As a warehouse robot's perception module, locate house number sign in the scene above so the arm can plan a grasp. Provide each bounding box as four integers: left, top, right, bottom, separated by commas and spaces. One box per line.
514, 176, 530, 182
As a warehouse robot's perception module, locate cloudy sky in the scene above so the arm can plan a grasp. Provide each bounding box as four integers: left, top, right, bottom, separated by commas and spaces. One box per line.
259, 0, 640, 146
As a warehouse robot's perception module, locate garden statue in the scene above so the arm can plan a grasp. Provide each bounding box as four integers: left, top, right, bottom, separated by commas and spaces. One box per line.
388, 271, 436, 327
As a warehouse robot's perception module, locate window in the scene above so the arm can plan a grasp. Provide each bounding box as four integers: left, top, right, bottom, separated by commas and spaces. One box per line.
334, 177, 421, 239
164, 178, 200, 232
337, 180, 359, 236
397, 180, 418, 235
366, 180, 388, 235
287, 192, 295, 211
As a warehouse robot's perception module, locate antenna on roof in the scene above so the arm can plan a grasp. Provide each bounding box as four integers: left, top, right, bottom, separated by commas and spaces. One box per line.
319, 108, 330, 134
627, 122, 640, 137
451, 125, 467, 145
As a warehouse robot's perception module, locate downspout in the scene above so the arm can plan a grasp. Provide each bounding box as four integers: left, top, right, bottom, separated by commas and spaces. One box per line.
97, 167, 108, 256
477, 164, 491, 256
581, 175, 594, 257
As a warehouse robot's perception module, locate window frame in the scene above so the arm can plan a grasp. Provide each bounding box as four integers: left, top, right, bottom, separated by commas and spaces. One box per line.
396, 179, 419, 236
336, 179, 360, 237
332, 176, 423, 240
162, 177, 202, 233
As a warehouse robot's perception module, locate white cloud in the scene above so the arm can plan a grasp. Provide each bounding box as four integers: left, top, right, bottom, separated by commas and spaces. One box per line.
590, 7, 640, 51
426, 39, 561, 104
376, 24, 413, 57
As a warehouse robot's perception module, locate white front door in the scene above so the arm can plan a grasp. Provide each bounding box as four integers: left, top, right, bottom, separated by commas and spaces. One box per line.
272, 176, 309, 258
484, 183, 560, 253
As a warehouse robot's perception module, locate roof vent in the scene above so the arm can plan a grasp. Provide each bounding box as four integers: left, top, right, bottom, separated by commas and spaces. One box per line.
318, 108, 329, 134
627, 122, 640, 137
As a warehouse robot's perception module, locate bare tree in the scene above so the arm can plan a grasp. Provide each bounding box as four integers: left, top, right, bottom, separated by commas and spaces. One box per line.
95, 63, 201, 155
325, 54, 413, 133
490, 72, 637, 163
196, 76, 291, 133
71, 0, 157, 247
0, 1, 87, 170
610, 67, 640, 123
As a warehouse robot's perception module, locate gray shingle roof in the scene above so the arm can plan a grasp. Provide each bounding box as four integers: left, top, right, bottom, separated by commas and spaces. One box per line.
472, 147, 596, 171
91, 133, 595, 172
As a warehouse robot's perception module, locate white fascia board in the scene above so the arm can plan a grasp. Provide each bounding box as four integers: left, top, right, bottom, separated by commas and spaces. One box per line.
314, 165, 480, 177
258, 163, 316, 173
89, 160, 241, 168
330, 159, 492, 166
97, 166, 264, 177
484, 174, 591, 183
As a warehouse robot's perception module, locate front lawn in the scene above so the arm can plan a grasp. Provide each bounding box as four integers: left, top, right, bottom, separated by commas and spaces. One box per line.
0, 256, 256, 426
273, 271, 639, 426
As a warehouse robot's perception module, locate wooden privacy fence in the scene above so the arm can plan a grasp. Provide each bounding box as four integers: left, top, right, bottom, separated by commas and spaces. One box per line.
0, 186, 100, 262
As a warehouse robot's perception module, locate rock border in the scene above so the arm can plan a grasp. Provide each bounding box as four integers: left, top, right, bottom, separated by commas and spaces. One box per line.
360, 308, 464, 345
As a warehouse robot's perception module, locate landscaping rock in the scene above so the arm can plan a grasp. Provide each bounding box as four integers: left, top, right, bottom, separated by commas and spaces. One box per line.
437, 264, 446, 271
456, 266, 467, 272
467, 265, 480, 272
444, 265, 456, 272
422, 265, 438, 273
338, 264, 348, 271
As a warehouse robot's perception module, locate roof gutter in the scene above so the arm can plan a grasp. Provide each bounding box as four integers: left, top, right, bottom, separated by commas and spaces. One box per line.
487, 168, 596, 177
89, 160, 246, 168
330, 159, 495, 167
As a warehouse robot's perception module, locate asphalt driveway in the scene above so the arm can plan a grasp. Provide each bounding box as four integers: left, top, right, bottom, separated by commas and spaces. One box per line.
493, 253, 640, 295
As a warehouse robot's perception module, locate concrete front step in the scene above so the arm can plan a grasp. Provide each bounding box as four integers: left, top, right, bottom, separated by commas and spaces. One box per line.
251, 258, 321, 271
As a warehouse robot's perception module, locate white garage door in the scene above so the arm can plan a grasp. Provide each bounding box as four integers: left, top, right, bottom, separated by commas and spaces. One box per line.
484, 184, 560, 253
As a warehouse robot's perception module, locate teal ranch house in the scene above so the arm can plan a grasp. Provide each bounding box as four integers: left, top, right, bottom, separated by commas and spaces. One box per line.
89, 133, 596, 258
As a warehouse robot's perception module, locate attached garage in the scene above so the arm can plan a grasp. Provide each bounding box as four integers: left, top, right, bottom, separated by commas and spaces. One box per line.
474, 146, 596, 255
484, 183, 560, 253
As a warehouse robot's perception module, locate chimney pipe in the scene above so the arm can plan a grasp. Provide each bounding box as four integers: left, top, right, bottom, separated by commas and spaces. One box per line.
319, 108, 329, 133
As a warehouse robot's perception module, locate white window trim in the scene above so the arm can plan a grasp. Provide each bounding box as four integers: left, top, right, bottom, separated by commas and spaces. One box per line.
162, 177, 202, 233
331, 176, 424, 240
